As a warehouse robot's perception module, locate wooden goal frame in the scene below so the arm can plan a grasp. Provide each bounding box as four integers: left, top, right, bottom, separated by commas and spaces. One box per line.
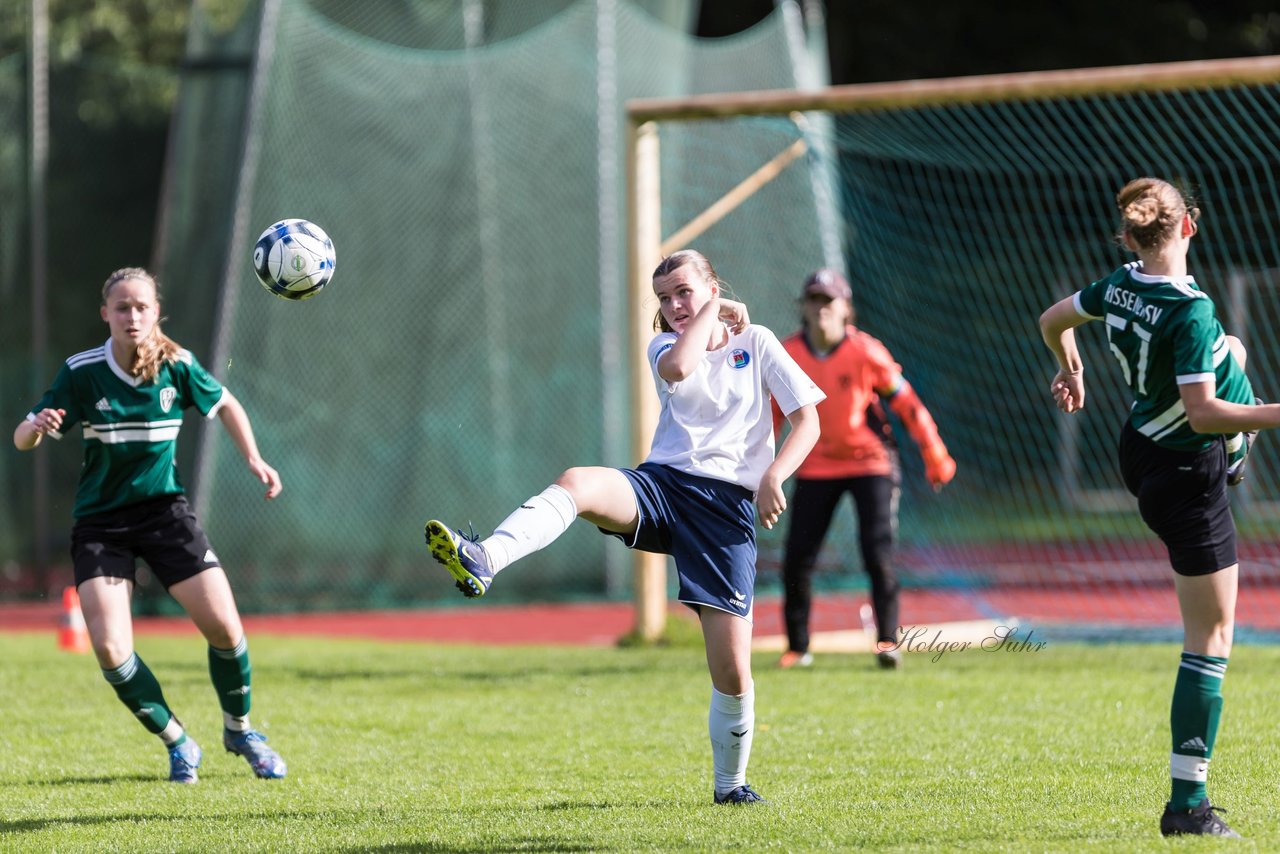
623, 55, 1280, 640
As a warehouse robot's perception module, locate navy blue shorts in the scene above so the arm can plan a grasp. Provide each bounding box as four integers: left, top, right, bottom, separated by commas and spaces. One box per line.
1118, 421, 1236, 576
599, 462, 757, 619
71, 495, 221, 590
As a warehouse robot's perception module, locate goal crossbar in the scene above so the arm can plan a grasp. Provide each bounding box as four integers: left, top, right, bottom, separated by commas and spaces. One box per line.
628, 55, 1280, 123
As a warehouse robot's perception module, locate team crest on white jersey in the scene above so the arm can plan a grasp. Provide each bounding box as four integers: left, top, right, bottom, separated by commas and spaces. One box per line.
728, 349, 751, 369
159, 387, 177, 413
94, 397, 112, 412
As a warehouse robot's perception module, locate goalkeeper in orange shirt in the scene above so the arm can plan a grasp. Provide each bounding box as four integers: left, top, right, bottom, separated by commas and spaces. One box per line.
771, 269, 955, 669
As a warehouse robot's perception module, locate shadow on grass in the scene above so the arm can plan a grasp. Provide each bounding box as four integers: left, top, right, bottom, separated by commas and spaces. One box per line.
537, 800, 629, 811
0, 810, 319, 834
332, 802, 652, 852
285, 668, 441, 682
344, 841, 599, 853
283, 663, 653, 683
17, 772, 159, 786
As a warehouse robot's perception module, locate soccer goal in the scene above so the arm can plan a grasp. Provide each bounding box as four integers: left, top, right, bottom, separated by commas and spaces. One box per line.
625, 56, 1280, 643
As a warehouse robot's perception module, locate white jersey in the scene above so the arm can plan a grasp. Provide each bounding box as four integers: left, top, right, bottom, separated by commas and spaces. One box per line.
645, 324, 825, 492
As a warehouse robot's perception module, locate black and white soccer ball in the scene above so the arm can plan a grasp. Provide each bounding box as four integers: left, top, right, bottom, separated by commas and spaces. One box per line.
252, 218, 336, 301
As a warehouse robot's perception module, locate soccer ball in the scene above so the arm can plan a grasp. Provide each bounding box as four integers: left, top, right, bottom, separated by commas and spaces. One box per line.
252, 219, 336, 301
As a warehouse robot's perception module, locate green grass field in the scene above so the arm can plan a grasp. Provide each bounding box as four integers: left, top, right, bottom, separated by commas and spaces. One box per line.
2, 632, 1277, 852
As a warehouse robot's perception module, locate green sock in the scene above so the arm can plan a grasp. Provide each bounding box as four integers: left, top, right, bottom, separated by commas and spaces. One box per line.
102, 653, 183, 745
208, 635, 252, 731
1169, 652, 1227, 810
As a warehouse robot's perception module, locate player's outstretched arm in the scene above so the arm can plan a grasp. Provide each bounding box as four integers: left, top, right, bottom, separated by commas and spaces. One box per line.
216, 391, 282, 499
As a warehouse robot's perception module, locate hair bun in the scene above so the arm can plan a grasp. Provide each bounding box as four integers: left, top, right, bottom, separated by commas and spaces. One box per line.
1123, 197, 1159, 228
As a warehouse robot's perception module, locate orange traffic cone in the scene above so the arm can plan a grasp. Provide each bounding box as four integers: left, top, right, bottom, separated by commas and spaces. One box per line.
58, 585, 90, 653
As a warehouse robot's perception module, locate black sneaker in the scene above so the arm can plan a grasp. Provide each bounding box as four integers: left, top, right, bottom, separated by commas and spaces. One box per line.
1226, 398, 1263, 487
714, 784, 767, 805
1159, 798, 1241, 838
876, 648, 902, 669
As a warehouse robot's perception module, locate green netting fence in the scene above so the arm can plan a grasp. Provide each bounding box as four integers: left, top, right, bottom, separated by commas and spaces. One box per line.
148, 0, 818, 612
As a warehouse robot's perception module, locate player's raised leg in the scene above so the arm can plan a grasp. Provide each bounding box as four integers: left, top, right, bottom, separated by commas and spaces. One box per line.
425, 467, 637, 597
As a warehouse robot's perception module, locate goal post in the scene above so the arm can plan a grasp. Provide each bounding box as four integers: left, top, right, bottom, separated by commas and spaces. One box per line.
625, 55, 1280, 642
626, 119, 665, 641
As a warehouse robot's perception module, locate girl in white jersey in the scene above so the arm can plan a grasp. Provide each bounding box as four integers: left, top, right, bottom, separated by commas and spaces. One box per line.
426, 249, 823, 804
1040, 178, 1280, 839
14, 268, 287, 784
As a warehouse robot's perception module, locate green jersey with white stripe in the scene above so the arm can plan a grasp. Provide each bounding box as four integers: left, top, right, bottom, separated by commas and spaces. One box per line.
1075, 262, 1254, 452
28, 340, 226, 516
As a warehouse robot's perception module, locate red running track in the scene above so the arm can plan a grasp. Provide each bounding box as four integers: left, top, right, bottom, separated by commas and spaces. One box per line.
5, 583, 1280, 646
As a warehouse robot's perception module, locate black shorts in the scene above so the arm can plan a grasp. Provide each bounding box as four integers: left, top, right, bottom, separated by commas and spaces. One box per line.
71, 495, 221, 590
1118, 421, 1236, 576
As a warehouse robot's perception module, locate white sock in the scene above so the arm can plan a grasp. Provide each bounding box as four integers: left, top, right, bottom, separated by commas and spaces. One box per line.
481, 484, 578, 573
158, 718, 185, 746
709, 685, 754, 795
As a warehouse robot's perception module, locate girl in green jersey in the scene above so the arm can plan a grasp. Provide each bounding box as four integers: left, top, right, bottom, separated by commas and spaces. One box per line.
1040, 177, 1280, 838
14, 268, 287, 784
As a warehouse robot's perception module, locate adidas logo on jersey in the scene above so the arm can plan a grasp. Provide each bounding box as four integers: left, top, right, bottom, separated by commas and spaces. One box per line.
94, 397, 112, 412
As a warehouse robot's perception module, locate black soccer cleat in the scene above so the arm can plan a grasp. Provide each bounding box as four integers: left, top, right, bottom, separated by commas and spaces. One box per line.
1160, 798, 1241, 838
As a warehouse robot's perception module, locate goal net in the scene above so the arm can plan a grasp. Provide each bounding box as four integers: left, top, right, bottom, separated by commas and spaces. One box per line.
146, 0, 819, 614
627, 57, 1280, 642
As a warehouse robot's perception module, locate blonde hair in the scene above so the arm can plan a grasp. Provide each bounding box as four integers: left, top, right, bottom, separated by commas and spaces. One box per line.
1115, 177, 1200, 251
102, 267, 182, 383
651, 249, 725, 333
